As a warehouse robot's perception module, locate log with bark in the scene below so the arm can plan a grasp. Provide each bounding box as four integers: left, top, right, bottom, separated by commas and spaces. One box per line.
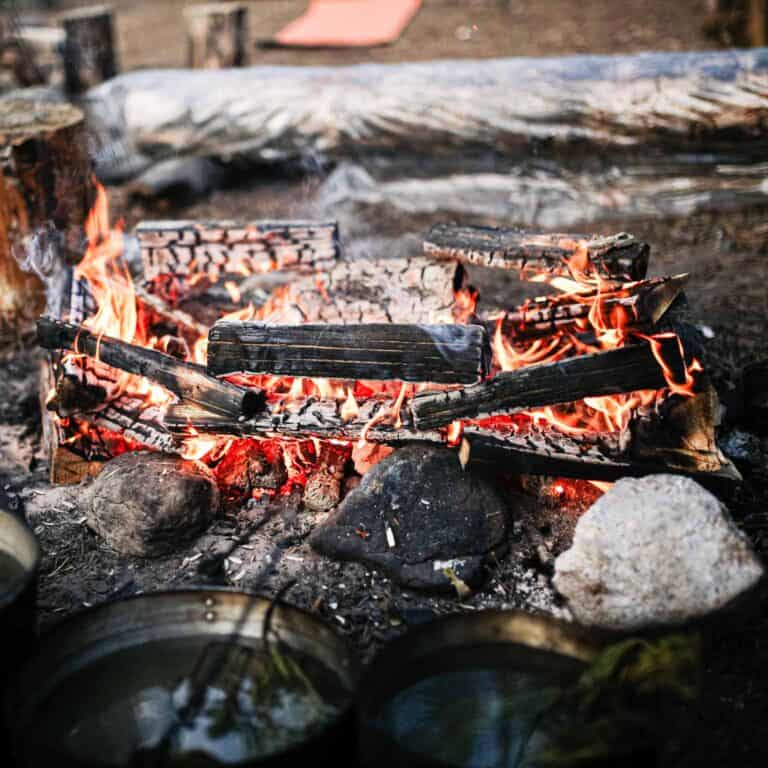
206, 322, 491, 384
185, 2, 249, 69
137, 219, 339, 292
37, 317, 263, 418
489, 275, 688, 341
424, 224, 650, 281
61, 5, 118, 93
411, 339, 685, 430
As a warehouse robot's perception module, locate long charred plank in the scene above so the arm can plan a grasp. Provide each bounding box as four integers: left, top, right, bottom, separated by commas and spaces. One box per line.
424, 224, 649, 280
489, 275, 688, 340
206, 322, 491, 384
36, 317, 263, 418
411, 339, 685, 430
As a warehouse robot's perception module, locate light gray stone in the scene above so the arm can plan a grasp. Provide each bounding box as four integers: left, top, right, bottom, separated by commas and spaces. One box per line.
86, 452, 219, 557
554, 474, 764, 630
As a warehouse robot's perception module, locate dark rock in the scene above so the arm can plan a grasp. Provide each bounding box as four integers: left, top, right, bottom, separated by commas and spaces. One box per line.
719, 429, 765, 468
86, 452, 219, 557
309, 445, 509, 592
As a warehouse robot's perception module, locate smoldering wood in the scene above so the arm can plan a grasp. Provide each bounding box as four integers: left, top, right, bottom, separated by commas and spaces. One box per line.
0, 98, 97, 264
135, 284, 210, 339
185, 2, 249, 69
137, 220, 339, 289
61, 5, 118, 93
424, 225, 650, 281
206, 322, 491, 384
489, 275, 688, 341
36, 317, 264, 418
411, 339, 685, 430
260, 256, 463, 326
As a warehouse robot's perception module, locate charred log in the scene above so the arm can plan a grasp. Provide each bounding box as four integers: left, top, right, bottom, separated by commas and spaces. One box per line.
206, 322, 491, 384
36, 317, 263, 418
61, 5, 118, 93
411, 339, 685, 430
424, 224, 649, 281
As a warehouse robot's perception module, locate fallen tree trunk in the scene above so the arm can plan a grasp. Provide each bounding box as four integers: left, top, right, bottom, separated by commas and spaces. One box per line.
85, 49, 768, 183
411, 339, 685, 430
424, 225, 650, 281
37, 317, 263, 418
206, 322, 491, 384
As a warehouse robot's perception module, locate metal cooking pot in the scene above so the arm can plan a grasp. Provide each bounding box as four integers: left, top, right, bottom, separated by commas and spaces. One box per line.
6, 589, 359, 768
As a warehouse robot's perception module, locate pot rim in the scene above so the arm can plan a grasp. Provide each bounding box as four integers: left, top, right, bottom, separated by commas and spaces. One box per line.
0, 509, 41, 611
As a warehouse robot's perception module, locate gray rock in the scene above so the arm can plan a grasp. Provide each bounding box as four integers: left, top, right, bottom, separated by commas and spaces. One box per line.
309, 445, 508, 592
86, 452, 219, 557
554, 474, 764, 630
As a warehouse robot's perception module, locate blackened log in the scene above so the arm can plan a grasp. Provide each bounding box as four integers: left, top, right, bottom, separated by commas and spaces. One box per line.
61, 5, 118, 93
411, 339, 685, 430
490, 275, 688, 341
36, 317, 263, 418
424, 224, 649, 280
137, 220, 339, 288
206, 322, 490, 384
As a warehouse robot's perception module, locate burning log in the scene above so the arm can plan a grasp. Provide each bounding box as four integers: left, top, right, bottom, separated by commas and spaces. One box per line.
206, 322, 491, 384
411, 339, 685, 430
36, 317, 263, 419
136, 220, 339, 294
424, 224, 649, 281
490, 275, 688, 341
61, 5, 118, 93
185, 2, 249, 69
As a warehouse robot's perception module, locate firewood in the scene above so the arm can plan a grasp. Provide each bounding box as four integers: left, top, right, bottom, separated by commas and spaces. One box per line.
136, 219, 339, 292
489, 275, 688, 341
424, 224, 649, 281
60, 4, 118, 93
206, 322, 491, 384
411, 339, 686, 430
185, 2, 249, 69
135, 284, 210, 339
36, 317, 263, 419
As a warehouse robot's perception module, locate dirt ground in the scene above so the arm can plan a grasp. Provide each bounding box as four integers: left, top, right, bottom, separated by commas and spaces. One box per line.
3, 0, 768, 765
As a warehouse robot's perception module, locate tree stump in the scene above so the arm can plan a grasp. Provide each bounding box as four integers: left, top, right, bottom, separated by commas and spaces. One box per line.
0, 98, 96, 335
60, 4, 118, 93
185, 3, 249, 69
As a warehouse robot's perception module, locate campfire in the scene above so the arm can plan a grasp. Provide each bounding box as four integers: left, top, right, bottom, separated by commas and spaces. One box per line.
37, 184, 736, 501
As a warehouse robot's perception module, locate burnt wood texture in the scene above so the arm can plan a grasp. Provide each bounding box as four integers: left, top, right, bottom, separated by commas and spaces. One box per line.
411, 339, 685, 430
37, 317, 262, 419
424, 224, 649, 280
206, 322, 491, 384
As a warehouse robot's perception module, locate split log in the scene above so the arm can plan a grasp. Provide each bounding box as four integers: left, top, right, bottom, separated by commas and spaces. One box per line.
489, 275, 688, 341
424, 224, 649, 281
261, 256, 463, 326
36, 317, 263, 418
61, 5, 118, 93
136, 219, 339, 293
0, 98, 97, 263
185, 2, 249, 69
411, 339, 685, 430
206, 322, 491, 384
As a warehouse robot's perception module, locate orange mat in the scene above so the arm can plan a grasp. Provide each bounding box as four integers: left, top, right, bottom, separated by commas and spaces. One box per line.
273, 0, 422, 48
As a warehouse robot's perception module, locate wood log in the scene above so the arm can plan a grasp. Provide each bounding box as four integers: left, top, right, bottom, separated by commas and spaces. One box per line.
36, 317, 263, 418
411, 339, 686, 430
0, 98, 97, 264
185, 2, 249, 69
60, 4, 118, 93
489, 275, 688, 341
206, 322, 491, 384
261, 256, 463, 326
136, 219, 339, 295
424, 224, 649, 281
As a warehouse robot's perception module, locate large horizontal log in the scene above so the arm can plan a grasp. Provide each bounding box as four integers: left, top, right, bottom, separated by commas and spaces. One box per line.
137, 220, 339, 288
206, 322, 491, 384
411, 339, 685, 430
424, 225, 649, 280
36, 317, 263, 419
489, 275, 687, 341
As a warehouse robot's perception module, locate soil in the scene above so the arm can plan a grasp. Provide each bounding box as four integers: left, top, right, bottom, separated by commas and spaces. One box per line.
2, 1, 767, 766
